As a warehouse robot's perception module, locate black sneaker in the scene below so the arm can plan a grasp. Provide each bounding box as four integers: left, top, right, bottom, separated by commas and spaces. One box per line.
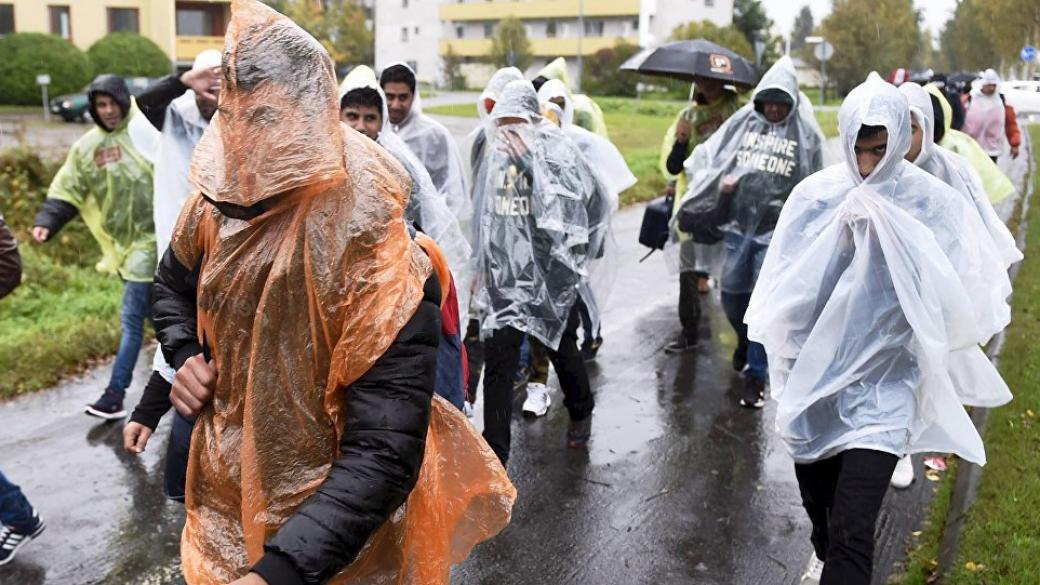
664, 334, 697, 354
85, 388, 127, 420
732, 342, 749, 373
581, 337, 603, 362
0, 510, 45, 566
566, 416, 593, 448
740, 377, 766, 409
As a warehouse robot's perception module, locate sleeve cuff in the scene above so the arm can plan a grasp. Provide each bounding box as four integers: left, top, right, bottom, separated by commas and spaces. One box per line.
172, 343, 203, 371
128, 409, 162, 431
252, 552, 305, 585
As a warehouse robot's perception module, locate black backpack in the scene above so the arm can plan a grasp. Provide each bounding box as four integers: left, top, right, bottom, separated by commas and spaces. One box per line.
638, 193, 673, 254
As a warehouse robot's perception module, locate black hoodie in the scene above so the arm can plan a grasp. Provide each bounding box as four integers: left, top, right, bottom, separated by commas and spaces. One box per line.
86, 74, 131, 132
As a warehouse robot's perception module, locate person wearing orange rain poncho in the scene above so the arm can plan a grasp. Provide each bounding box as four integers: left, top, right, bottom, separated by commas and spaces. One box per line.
153, 2, 515, 584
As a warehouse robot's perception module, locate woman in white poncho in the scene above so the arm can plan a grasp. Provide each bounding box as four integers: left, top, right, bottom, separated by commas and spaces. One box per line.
744, 75, 1012, 585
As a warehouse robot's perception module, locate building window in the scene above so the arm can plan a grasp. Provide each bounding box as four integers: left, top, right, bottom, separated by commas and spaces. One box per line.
176, 2, 229, 36
483, 22, 493, 38
407, 60, 418, 74
402, 0, 407, 7
108, 8, 139, 33
455, 25, 463, 39
49, 5, 71, 39
705, 0, 714, 5
0, 4, 13, 36
584, 20, 604, 36
632, 19, 639, 32
401, 26, 408, 42
546, 21, 556, 38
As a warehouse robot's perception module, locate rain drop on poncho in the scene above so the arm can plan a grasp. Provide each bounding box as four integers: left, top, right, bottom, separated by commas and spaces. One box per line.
173, 2, 514, 582
384, 62, 472, 223
471, 80, 612, 349
340, 65, 472, 315
745, 75, 1012, 465
674, 56, 824, 294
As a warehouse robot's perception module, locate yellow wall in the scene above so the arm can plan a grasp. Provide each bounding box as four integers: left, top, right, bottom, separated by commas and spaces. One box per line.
4, 0, 228, 64
441, 36, 638, 57
440, 0, 641, 22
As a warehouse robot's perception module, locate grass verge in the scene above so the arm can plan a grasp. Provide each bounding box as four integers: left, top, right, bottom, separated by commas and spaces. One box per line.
427, 95, 841, 207
892, 124, 1040, 584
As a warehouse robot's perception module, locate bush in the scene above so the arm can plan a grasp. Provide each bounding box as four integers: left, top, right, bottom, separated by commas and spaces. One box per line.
581, 41, 641, 97
87, 32, 172, 79
0, 33, 94, 105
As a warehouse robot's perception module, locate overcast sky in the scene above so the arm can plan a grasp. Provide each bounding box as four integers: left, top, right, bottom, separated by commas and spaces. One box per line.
763, 0, 959, 43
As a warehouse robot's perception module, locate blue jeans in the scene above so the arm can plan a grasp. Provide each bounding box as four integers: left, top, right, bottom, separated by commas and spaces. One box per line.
0, 469, 34, 529
107, 281, 153, 395
721, 291, 768, 381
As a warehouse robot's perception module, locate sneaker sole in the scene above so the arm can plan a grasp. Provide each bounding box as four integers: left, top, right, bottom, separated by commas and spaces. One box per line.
522, 408, 549, 418
739, 399, 766, 409
84, 406, 127, 420
0, 522, 45, 567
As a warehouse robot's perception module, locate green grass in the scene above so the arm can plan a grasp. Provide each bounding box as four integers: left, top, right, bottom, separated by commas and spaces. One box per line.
428, 95, 841, 207
0, 245, 123, 398
0, 105, 38, 115
891, 460, 958, 584
940, 123, 1040, 583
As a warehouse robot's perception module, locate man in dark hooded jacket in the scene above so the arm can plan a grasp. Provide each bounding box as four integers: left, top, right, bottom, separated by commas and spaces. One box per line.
31, 75, 157, 421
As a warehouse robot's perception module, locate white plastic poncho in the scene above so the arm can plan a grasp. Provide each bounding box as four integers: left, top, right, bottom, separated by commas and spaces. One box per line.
340, 65, 472, 315
900, 82, 1022, 270
471, 80, 611, 349
469, 67, 525, 182
964, 69, 1006, 157
385, 62, 471, 223
674, 56, 824, 294
537, 78, 632, 327
745, 75, 1013, 465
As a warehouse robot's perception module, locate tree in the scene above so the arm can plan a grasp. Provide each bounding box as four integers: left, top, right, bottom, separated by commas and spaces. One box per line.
733, 0, 773, 64
266, 0, 373, 67
819, 0, 923, 94
581, 41, 641, 97
670, 20, 754, 60
790, 5, 814, 51
939, 0, 1000, 71
488, 17, 533, 71
442, 45, 466, 90
975, 0, 1040, 67
87, 33, 172, 78
0, 33, 94, 105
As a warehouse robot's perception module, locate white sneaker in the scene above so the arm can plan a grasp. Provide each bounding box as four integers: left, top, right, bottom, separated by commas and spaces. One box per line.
800, 553, 824, 584
463, 401, 476, 423
890, 455, 915, 489
521, 383, 551, 417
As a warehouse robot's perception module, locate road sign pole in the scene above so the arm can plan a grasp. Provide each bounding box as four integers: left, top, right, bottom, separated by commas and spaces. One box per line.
42, 85, 49, 122
821, 56, 826, 106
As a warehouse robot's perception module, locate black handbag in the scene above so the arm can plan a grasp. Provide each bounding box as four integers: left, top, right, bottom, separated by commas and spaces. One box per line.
638, 193, 674, 253
676, 189, 734, 245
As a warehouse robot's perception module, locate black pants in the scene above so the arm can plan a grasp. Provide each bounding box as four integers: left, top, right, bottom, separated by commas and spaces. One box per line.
482, 303, 595, 465
464, 319, 484, 401
794, 449, 898, 585
678, 271, 703, 341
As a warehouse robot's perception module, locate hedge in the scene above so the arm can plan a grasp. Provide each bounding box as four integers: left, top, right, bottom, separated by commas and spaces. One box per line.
87, 32, 172, 79
0, 33, 94, 105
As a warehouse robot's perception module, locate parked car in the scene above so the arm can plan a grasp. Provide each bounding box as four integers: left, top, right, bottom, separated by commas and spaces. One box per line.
1002, 80, 1040, 119
50, 77, 159, 123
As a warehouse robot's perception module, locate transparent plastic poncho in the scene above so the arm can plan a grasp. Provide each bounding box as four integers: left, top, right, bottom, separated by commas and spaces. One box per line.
385, 62, 472, 223
469, 67, 526, 190
537, 79, 631, 328
470, 80, 611, 349
47, 98, 157, 282
673, 56, 825, 294
900, 82, 1022, 270
745, 75, 1013, 465
176, 2, 514, 583
340, 65, 473, 315
533, 57, 609, 138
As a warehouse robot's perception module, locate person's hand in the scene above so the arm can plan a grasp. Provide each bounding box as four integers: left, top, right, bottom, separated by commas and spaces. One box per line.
227, 573, 268, 585
1010, 145, 1020, 159
501, 128, 530, 161
123, 422, 154, 454
719, 175, 739, 195
31, 226, 50, 243
675, 117, 692, 143
180, 67, 221, 101
170, 354, 217, 418
665, 182, 676, 198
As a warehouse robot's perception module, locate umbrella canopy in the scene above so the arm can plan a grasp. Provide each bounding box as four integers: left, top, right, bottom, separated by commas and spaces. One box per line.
621, 39, 759, 88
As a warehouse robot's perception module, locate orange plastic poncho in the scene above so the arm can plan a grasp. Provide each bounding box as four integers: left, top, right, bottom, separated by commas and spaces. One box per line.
172, 1, 515, 583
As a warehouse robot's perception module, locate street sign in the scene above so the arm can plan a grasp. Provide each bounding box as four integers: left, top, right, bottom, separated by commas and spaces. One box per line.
36, 74, 51, 86
36, 74, 52, 122
814, 41, 835, 62
1022, 45, 1037, 62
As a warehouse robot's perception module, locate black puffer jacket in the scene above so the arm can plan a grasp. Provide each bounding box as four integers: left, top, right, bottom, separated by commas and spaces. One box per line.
0, 216, 21, 299
151, 198, 441, 585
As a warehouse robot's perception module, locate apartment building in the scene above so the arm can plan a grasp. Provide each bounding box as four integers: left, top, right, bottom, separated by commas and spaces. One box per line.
0, 0, 230, 69
375, 0, 733, 87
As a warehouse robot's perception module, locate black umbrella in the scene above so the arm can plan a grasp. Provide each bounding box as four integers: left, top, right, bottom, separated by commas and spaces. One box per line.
620, 39, 759, 89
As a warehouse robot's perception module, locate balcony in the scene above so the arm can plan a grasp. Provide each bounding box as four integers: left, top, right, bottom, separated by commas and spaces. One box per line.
176, 36, 225, 61
441, 36, 638, 57
440, 0, 640, 22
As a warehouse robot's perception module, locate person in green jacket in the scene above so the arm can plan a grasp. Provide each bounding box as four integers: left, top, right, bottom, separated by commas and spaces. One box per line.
660, 76, 744, 353
32, 74, 157, 421
531, 57, 610, 138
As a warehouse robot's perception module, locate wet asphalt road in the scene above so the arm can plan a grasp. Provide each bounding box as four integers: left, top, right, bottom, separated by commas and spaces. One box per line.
0, 114, 1030, 585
